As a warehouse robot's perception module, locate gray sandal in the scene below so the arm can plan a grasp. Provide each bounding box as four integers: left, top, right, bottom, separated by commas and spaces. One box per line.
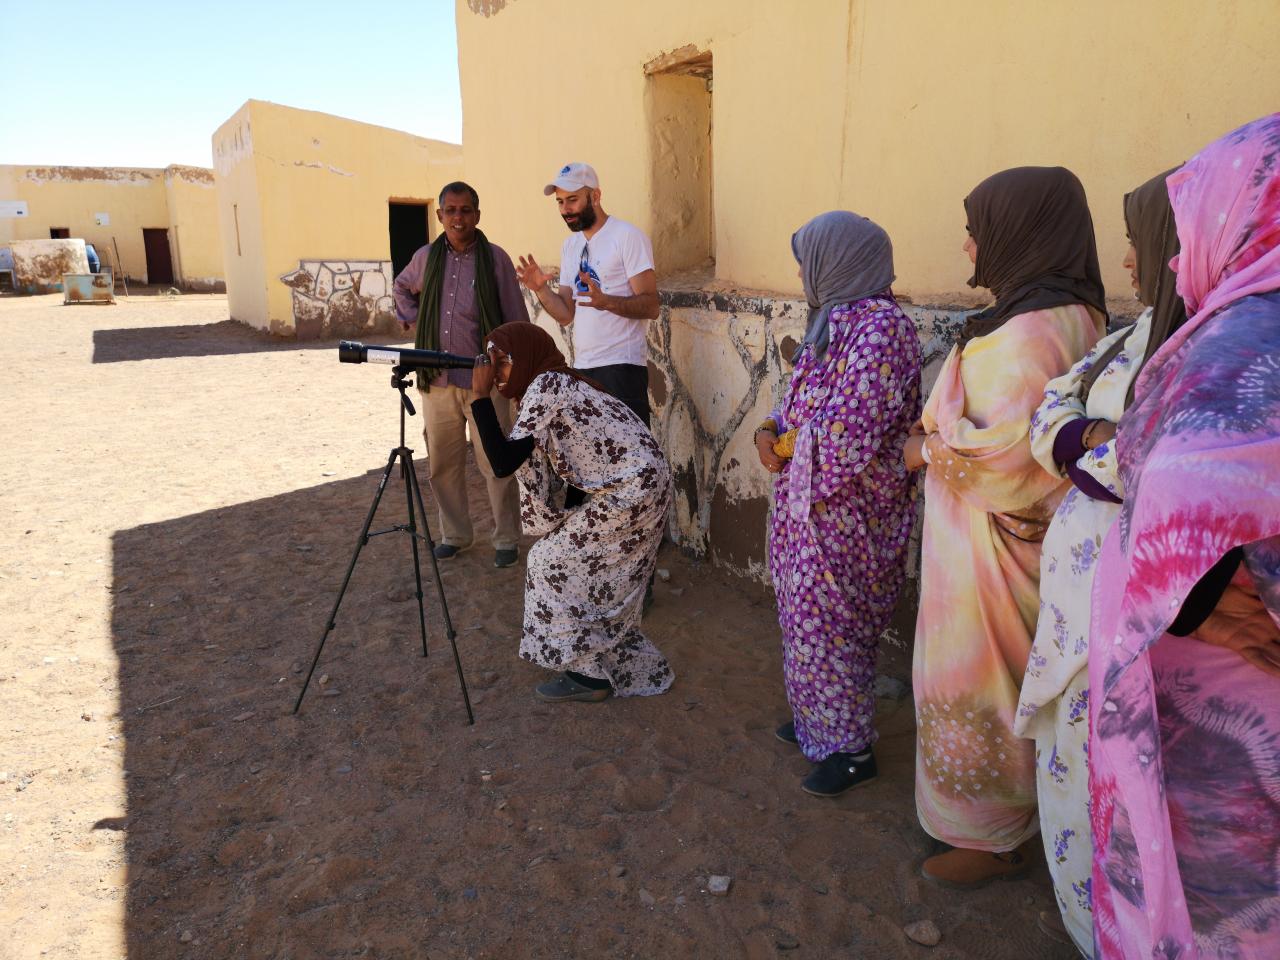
534, 673, 612, 703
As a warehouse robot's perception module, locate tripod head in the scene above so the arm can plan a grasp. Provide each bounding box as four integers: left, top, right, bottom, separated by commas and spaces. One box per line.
389, 365, 417, 442
391, 364, 416, 399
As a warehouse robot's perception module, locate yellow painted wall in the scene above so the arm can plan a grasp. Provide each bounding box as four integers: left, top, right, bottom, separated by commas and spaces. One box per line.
212, 100, 464, 333
0, 163, 224, 287
213, 103, 269, 326
456, 0, 1280, 302
164, 166, 225, 290
0, 165, 168, 281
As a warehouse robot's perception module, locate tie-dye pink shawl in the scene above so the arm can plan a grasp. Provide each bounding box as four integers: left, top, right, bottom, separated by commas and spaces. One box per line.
1089, 113, 1280, 959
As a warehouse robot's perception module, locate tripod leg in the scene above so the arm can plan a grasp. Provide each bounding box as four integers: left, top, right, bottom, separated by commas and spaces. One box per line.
398, 447, 430, 659
406, 452, 475, 725
294, 449, 399, 714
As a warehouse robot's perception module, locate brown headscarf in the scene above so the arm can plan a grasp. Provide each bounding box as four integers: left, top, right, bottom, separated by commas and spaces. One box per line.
486, 323, 603, 401
1079, 167, 1188, 406
959, 166, 1107, 346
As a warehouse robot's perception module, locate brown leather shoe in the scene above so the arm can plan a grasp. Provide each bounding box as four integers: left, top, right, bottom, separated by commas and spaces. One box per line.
921, 845, 1030, 889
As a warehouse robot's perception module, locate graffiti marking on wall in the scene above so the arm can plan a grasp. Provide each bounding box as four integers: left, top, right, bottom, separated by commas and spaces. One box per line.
279, 260, 397, 339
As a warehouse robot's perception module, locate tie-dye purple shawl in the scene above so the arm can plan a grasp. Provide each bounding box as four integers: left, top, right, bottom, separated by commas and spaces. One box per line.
1089, 112, 1280, 958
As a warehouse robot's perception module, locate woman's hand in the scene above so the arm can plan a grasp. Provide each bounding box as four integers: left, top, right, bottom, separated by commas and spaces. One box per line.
756, 429, 785, 474
904, 434, 929, 471
1196, 580, 1280, 677
1084, 419, 1117, 450
471, 349, 497, 399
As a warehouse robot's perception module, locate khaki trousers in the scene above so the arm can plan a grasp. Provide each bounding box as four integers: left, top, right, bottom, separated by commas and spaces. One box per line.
418, 384, 521, 551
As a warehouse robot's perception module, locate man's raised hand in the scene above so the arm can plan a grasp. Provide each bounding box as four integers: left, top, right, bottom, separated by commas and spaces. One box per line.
516, 254, 550, 292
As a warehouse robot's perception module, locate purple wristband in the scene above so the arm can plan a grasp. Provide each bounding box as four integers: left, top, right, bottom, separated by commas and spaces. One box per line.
1053, 417, 1092, 466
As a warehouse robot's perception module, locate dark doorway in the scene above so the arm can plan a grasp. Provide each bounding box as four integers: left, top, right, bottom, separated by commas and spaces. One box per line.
142, 228, 174, 286
50, 227, 70, 239
388, 201, 431, 281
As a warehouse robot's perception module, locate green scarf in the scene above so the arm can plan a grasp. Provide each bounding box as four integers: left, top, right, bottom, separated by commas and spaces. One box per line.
414, 229, 504, 363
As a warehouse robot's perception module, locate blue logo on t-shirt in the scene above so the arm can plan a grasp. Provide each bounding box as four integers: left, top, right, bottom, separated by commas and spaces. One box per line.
574, 241, 600, 298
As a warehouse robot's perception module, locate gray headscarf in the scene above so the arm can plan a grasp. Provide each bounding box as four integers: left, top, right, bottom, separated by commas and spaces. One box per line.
792, 210, 896, 360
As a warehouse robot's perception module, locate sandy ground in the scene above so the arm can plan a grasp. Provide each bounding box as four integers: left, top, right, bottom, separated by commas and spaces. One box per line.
0, 292, 1077, 959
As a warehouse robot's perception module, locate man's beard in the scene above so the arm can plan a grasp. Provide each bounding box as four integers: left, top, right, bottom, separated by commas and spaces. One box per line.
563, 198, 597, 232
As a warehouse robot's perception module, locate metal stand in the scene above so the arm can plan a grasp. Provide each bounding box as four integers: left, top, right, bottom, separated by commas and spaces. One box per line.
294, 365, 474, 724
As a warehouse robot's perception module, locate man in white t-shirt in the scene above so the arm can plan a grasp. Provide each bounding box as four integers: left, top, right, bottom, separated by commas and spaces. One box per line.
514, 162, 659, 425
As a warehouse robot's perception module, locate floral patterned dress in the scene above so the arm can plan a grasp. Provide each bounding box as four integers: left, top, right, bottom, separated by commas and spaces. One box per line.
1016, 310, 1153, 958
510, 371, 674, 696
768, 296, 922, 762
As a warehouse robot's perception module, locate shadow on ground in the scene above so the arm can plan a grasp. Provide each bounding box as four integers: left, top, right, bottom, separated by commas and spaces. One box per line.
109, 465, 1078, 959
93, 321, 405, 364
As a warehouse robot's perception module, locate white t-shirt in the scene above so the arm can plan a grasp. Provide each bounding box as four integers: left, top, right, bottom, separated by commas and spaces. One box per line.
558, 216, 655, 369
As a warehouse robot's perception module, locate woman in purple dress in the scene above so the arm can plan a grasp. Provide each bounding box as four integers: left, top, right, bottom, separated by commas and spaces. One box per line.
754, 211, 922, 796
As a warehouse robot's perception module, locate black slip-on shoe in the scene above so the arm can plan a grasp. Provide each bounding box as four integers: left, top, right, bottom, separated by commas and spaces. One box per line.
433, 543, 468, 560
494, 548, 519, 568
534, 673, 612, 703
775, 721, 799, 745
801, 751, 878, 797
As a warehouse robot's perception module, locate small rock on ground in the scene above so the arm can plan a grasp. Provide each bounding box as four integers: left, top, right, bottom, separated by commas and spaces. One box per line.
707, 875, 731, 896
874, 675, 911, 700
903, 919, 942, 947
638, 888, 656, 907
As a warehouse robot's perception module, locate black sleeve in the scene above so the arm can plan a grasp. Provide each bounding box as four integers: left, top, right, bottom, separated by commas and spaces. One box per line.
470, 398, 534, 478
1167, 546, 1245, 636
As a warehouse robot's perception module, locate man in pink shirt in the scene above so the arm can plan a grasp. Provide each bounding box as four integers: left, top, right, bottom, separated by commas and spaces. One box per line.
393, 181, 529, 568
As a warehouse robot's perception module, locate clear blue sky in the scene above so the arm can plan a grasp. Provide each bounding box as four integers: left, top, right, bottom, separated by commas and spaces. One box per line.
0, 0, 463, 168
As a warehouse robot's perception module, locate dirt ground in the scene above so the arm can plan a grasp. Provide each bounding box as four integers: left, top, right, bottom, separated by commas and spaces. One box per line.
0, 292, 1077, 959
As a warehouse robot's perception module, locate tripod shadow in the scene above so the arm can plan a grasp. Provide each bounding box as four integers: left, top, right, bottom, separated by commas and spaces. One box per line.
93, 322, 409, 364
109, 464, 503, 956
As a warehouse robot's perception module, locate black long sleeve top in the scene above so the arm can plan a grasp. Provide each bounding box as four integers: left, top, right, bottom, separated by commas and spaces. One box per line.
470, 397, 534, 478
470, 397, 587, 509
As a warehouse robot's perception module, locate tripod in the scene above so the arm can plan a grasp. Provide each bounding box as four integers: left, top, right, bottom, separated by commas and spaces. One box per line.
294, 365, 474, 724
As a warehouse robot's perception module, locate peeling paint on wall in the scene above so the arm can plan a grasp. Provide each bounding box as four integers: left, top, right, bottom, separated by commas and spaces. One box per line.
10, 239, 90, 293
22, 166, 159, 185
279, 260, 397, 339
290, 161, 355, 178
466, 0, 511, 15
214, 117, 254, 178
164, 165, 215, 187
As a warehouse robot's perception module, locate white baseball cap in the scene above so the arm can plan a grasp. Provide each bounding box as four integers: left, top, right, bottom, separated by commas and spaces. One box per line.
543, 162, 599, 196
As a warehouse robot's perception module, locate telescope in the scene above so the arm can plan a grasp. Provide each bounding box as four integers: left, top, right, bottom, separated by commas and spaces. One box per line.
338, 341, 480, 370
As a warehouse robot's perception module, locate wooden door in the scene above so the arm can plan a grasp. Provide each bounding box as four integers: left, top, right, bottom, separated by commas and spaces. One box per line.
142, 228, 174, 286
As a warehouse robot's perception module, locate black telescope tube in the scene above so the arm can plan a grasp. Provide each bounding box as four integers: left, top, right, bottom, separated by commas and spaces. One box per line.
338, 341, 476, 370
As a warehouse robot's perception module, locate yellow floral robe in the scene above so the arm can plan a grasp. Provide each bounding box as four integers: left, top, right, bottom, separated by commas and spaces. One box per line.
912, 304, 1103, 851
